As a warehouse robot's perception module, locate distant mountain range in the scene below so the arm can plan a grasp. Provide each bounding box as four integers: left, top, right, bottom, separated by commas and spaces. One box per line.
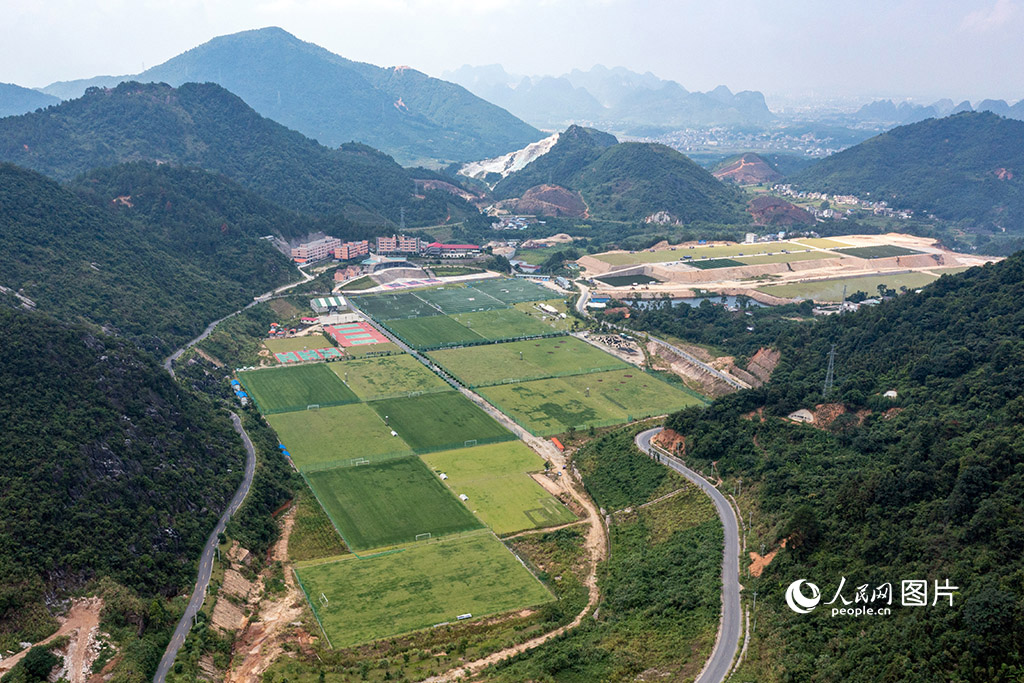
0, 82, 59, 117
35, 27, 543, 166
478, 125, 746, 224
0, 81, 478, 227
790, 112, 1024, 232
849, 97, 1024, 125
444, 64, 773, 133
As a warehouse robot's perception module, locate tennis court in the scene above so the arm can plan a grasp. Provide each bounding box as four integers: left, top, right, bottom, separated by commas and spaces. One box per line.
324, 322, 390, 348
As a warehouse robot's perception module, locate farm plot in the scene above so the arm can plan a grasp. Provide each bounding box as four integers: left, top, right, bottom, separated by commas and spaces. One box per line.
352, 293, 439, 320
238, 363, 358, 414
470, 277, 554, 304
294, 534, 553, 648
428, 337, 627, 387
302, 456, 484, 551
367, 392, 514, 453
414, 286, 506, 314
267, 403, 413, 471
384, 314, 485, 349
451, 308, 557, 341
330, 354, 451, 401
421, 442, 576, 534
480, 370, 703, 436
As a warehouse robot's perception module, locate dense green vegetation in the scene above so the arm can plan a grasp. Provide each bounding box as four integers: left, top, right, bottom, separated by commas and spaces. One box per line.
790, 112, 1024, 234
0, 81, 475, 226
661, 254, 1024, 681
0, 163, 298, 354
492, 125, 747, 224
0, 306, 243, 653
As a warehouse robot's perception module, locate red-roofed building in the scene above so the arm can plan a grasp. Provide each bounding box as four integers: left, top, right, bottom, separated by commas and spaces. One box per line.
424, 242, 482, 258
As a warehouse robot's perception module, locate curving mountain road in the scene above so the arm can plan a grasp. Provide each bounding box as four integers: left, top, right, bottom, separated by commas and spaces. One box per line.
636, 427, 741, 683
153, 412, 256, 683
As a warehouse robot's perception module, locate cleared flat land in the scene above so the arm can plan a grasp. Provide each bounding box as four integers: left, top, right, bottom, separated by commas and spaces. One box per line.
368, 392, 513, 452
429, 337, 628, 387
384, 315, 485, 349
264, 336, 336, 354
303, 456, 484, 551
330, 354, 450, 400
421, 442, 576, 534
481, 369, 703, 436
238, 364, 358, 414
759, 271, 941, 301
791, 238, 852, 249
452, 308, 556, 341
471, 278, 554, 304
267, 403, 412, 471
594, 241, 809, 266
295, 534, 553, 648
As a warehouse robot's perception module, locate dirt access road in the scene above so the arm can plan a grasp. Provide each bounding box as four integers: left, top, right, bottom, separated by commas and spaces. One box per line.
0, 597, 103, 683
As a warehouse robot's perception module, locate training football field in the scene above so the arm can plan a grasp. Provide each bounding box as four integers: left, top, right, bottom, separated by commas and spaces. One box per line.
451, 308, 557, 341
295, 533, 554, 648
383, 314, 486, 349
368, 392, 514, 452
421, 442, 576, 534
303, 456, 484, 551
330, 354, 451, 400
238, 363, 358, 414
470, 277, 554, 304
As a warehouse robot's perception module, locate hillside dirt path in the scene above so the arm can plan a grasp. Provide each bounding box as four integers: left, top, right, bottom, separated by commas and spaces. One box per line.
424, 464, 606, 682
223, 507, 307, 683
0, 597, 103, 681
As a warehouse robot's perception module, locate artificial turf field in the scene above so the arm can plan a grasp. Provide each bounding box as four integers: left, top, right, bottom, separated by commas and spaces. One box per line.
295, 533, 554, 648
238, 363, 358, 414
267, 403, 413, 471
428, 337, 628, 387
413, 286, 506, 314
303, 456, 484, 551
383, 315, 485, 349
330, 354, 451, 400
470, 277, 554, 304
421, 443, 576, 534
353, 293, 439, 320
368, 392, 514, 452
452, 308, 557, 341
833, 245, 922, 259
480, 369, 705, 436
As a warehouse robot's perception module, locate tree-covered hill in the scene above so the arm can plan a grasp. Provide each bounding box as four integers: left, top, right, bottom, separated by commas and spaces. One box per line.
40, 27, 543, 167
789, 112, 1024, 232
660, 255, 1024, 681
0, 305, 243, 650
0, 162, 298, 354
0, 81, 465, 226
493, 125, 747, 224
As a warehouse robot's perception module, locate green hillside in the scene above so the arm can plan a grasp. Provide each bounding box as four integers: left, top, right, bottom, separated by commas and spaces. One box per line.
655, 257, 1024, 681
789, 112, 1024, 231
494, 125, 746, 224
0, 81, 468, 226
0, 306, 244, 650
46, 27, 543, 167
0, 162, 297, 354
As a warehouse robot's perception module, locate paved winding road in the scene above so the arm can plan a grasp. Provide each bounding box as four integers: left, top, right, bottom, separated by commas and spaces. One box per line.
153, 412, 256, 683
636, 427, 742, 683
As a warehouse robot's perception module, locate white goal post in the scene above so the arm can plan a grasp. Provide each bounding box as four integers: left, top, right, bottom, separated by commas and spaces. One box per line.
307, 404, 320, 411
349, 457, 371, 466
319, 592, 329, 608
415, 532, 432, 542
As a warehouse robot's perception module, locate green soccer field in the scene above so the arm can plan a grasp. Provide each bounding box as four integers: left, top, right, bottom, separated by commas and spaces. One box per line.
238, 363, 358, 414
414, 285, 507, 314
451, 308, 558, 341
421, 443, 576, 534
428, 337, 628, 387
330, 354, 451, 400
303, 456, 484, 551
470, 278, 554, 304
344, 342, 401, 357
267, 403, 413, 471
592, 241, 809, 266
367, 392, 513, 452
295, 533, 554, 648
833, 245, 923, 259
384, 315, 485, 349
480, 370, 704, 436
352, 292, 439, 320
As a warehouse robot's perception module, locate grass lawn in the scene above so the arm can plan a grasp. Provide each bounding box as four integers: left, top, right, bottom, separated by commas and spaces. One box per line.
428, 337, 627, 387
415, 286, 507, 314
368, 392, 514, 452
593, 241, 808, 266
238, 363, 358, 414
344, 342, 401, 357
339, 275, 377, 291
330, 354, 451, 400
353, 293, 440, 320
268, 403, 413, 471
263, 336, 335, 354
421, 443, 576, 534
452, 308, 557, 341
834, 245, 922, 259
471, 277, 555, 303
294, 534, 554, 648
513, 299, 574, 332
384, 315, 485, 349
302, 456, 484, 551
759, 271, 940, 301
481, 370, 704, 436
791, 237, 853, 249
511, 246, 565, 266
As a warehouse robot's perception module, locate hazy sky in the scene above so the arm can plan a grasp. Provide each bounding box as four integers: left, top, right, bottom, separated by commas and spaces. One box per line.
3, 0, 1022, 103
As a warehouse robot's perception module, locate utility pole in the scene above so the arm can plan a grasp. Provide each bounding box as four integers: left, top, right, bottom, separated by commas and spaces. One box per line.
823, 344, 836, 398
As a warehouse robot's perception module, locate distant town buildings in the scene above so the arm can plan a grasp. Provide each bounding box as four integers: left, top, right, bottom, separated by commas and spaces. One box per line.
376, 234, 422, 255
291, 236, 341, 263
334, 240, 369, 260
772, 184, 914, 220
423, 242, 482, 258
